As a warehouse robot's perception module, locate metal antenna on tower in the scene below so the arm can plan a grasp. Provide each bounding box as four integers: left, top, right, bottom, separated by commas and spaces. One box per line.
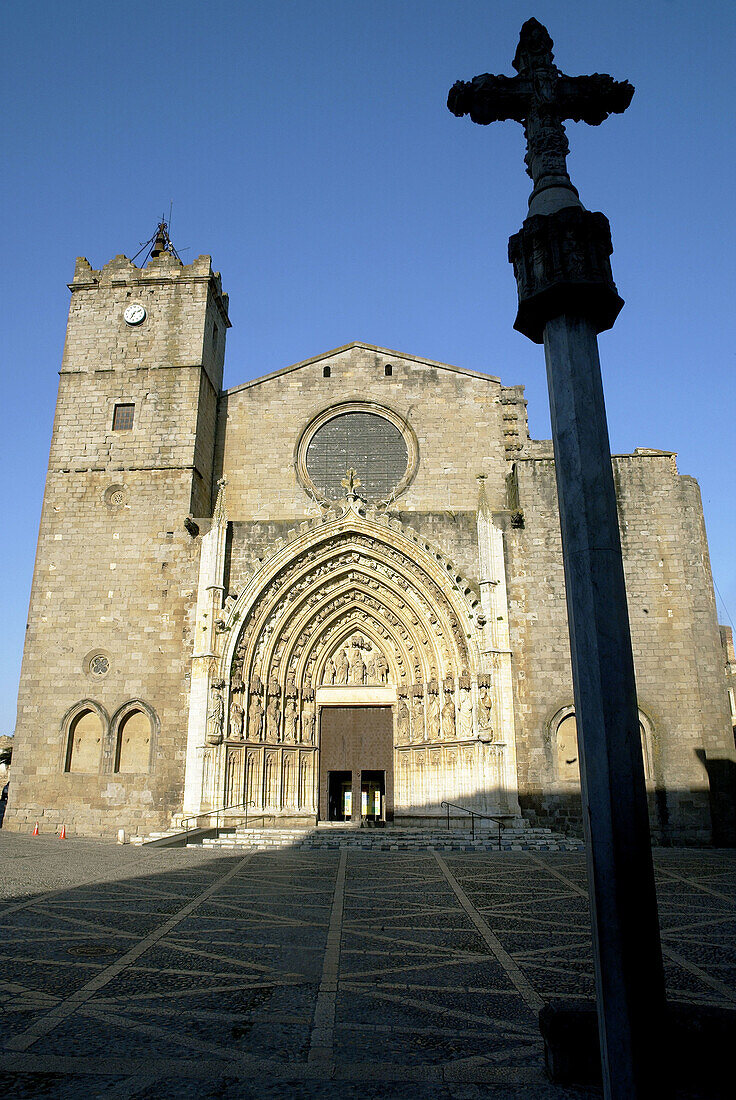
131, 217, 182, 265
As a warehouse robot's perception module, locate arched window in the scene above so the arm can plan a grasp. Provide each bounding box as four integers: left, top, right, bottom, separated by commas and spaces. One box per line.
555, 712, 580, 784
114, 709, 152, 773
638, 711, 655, 783
551, 705, 654, 786
65, 708, 103, 773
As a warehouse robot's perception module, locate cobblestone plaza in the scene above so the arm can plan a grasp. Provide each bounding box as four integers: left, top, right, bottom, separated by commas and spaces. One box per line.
0, 836, 734, 1098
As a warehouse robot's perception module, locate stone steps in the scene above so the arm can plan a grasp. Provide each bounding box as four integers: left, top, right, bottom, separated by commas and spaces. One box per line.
129, 830, 178, 846
191, 824, 583, 853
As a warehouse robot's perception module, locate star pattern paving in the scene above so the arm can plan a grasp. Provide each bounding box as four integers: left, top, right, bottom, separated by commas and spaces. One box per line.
0, 836, 734, 1098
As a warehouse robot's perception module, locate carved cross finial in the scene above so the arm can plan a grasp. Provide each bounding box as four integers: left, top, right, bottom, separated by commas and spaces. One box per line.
476, 474, 491, 519
448, 18, 634, 213
341, 467, 362, 498
213, 476, 228, 525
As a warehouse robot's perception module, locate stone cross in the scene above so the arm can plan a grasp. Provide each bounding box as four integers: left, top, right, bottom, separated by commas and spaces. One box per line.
449, 22, 664, 1100
341, 467, 362, 498
448, 17, 633, 214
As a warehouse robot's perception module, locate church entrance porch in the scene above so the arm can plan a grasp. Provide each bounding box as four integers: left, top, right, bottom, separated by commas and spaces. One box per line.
319, 706, 393, 824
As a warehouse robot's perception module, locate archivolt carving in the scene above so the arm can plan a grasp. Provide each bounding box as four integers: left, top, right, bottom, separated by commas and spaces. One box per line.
220, 507, 482, 748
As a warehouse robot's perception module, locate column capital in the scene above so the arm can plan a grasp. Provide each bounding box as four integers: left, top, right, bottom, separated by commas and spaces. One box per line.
508, 206, 624, 343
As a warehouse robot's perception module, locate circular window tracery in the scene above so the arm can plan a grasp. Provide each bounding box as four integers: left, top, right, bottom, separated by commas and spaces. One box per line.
296, 404, 417, 504
103, 484, 128, 508
83, 649, 111, 680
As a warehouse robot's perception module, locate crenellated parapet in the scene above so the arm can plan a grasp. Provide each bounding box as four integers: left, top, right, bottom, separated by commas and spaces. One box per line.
69, 251, 229, 323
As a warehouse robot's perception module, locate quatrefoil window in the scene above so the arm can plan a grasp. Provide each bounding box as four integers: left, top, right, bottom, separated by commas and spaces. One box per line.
89, 655, 109, 677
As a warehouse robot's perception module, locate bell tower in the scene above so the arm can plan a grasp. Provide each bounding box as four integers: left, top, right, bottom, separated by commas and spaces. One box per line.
8, 232, 230, 836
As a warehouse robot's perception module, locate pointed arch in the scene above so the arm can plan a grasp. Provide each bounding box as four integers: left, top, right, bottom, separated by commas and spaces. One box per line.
109, 699, 159, 774
202, 503, 506, 821
61, 700, 109, 774
548, 702, 656, 787
221, 505, 480, 711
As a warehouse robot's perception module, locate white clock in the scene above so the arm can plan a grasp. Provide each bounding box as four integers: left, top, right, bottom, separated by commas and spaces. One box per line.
123, 303, 146, 326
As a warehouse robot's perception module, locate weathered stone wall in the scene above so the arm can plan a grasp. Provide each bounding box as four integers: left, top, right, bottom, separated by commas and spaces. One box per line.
722, 627, 736, 748
9, 287, 733, 845
507, 451, 736, 842
216, 344, 521, 521
7, 251, 228, 837
216, 343, 525, 612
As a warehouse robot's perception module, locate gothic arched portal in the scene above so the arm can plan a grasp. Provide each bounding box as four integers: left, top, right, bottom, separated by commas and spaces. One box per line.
202, 503, 513, 820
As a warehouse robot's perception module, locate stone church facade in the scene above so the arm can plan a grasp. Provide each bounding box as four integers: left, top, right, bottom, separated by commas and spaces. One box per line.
7, 247, 735, 842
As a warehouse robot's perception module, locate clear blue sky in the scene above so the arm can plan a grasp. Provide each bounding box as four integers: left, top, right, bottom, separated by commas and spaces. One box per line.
2, 0, 734, 733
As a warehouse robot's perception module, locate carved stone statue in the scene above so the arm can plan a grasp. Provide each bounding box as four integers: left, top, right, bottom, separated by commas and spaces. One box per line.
442, 695, 456, 741
335, 649, 349, 686
206, 685, 224, 745
411, 693, 425, 743
284, 697, 298, 743
375, 651, 389, 684
396, 696, 410, 745
301, 701, 315, 744
266, 696, 281, 743
248, 692, 263, 741
349, 647, 365, 685
367, 649, 380, 684
229, 700, 244, 741
427, 687, 441, 741
458, 689, 474, 740
323, 657, 337, 685
478, 686, 494, 735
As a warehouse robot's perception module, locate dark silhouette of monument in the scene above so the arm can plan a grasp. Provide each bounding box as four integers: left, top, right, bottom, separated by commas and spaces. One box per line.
449, 19, 664, 1100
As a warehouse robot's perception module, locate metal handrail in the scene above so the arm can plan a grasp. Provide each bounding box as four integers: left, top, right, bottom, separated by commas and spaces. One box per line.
180, 800, 256, 838
440, 800, 507, 849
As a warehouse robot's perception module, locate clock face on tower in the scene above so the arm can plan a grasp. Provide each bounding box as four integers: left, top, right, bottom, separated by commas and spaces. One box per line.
123, 303, 146, 326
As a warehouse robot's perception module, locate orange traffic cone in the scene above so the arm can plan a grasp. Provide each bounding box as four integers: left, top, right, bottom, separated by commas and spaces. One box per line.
32, 822, 39, 836
58, 824, 66, 839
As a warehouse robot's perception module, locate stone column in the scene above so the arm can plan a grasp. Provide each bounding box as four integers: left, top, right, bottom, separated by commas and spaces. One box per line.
182, 482, 229, 815
449, 22, 662, 1095
509, 207, 666, 1097
476, 477, 521, 815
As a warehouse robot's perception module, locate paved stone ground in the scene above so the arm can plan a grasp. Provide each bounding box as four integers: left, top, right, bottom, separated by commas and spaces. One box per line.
0, 835, 734, 1098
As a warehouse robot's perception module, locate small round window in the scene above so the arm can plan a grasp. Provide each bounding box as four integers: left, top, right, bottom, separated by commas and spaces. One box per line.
302, 409, 413, 503
83, 649, 111, 680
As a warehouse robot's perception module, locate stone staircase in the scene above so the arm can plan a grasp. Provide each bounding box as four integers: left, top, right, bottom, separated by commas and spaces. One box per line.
187, 821, 583, 853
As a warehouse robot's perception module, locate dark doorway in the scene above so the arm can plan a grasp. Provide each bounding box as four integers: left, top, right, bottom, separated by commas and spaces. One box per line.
328, 770, 353, 821
361, 770, 385, 824
319, 706, 393, 822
